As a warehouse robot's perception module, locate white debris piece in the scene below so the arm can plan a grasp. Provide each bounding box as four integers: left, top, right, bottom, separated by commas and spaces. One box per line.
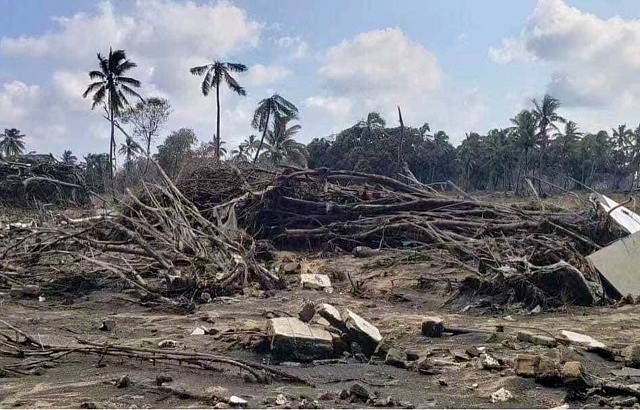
560, 330, 606, 349
490, 387, 513, 403
593, 194, 640, 234
191, 326, 206, 335
300, 273, 332, 291
229, 395, 247, 407
266, 317, 334, 361
344, 309, 383, 354
588, 230, 640, 297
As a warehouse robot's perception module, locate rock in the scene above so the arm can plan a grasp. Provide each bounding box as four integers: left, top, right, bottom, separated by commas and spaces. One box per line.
10, 285, 40, 298
349, 382, 372, 400
191, 326, 206, 335
438, 379, 448, 386
465, 346, 483, 357
155, 374, 173, 386
229, 395, 247, 408
300, 274, 332, 292
451, 349, 470, 362
200, 292, 212, 303
490, 387, 513, 403
514, 354, 540, 377
317, 391, 338, 401
282, 261, 302, 274
532, 334, 558, 348
373, 396, 394, 407
384, 348, 407, 368
79, 401, 98, 409
38, 295, 46, 303
421, 316, 445, 338
317, 303, 345, 330
343, 309, 383, 355
299, 301, 316, 323
352, 246, 379, 258
561, 361, 584, 380
158, 339, 177, 349
339, 389, 350, 399
275, 394, 288, 406
559, 330, 606, 349
99, 318, 116, 331
625, 344, 640, 368
415, 357, 434, 374
398, 400, 415, 409
516, 330, 535, 343
266, 317, 334, 362
405, 349, 420, 361
115, 375, 131, 388
214, 403, 230, 409
480, 353, 501, 370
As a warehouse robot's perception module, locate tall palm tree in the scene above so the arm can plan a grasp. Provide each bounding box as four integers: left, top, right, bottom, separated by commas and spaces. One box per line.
61, 150, 77, 165
0, 128, 26, 158
190, 61, 247, 159
118, 135, 142, 183
251, 94, 298, 163
83, 48, 142, 178
531, 95, 565, 181
510, 110, 538, 192
258, 115, 307, 166
239, 134, 258, 158
612, 124, 633, 151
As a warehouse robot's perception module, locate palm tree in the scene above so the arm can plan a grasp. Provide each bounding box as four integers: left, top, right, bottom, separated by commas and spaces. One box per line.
239, 134, 258, 158
258, 115, 307, 167
0, 128, 26, 158
61, 150, 77, 165
511, 110, 538, 193
252, 94, 299, 163
531, 95, 565, 181
190, 61, 247, 159
118, 135, 142, 166
83, 48, 142, 178
612, 124, 633, 151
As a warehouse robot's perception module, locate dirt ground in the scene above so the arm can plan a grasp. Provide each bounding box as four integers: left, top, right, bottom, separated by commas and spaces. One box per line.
2, 248, 640, 409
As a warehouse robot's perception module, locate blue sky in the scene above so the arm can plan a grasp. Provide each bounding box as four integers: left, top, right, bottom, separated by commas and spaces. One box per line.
1, 0, 640, 158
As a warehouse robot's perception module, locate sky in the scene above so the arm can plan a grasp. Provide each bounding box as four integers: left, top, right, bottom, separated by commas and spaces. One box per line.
1, 0, 640, 159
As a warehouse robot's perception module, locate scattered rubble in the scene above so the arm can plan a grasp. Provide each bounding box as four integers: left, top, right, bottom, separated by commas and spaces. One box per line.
490, 387, 513, 403
300, 273, 332, 292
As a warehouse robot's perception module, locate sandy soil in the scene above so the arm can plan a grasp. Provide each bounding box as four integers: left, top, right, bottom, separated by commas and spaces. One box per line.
2, 250, 639, 409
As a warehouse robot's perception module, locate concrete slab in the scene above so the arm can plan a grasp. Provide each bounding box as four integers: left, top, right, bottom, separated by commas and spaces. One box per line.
594, 194, 640, 234
588, 230, 640, 297
344, 309, 382, 355
266, 317, 334, 362
300, 274, 332, 291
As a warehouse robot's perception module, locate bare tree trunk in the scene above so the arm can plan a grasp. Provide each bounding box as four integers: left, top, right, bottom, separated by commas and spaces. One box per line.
109, 106, 115, 179
397, 106, 405, 164
216, 85, 221, 161
253, 110, 270, 164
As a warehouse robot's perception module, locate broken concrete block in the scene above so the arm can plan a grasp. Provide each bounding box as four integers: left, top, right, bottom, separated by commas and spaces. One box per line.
343, 309, 382, 355
514, 354, 540, 377
532, 334, 558, 348
421, 316, 445, 338
266, 317, 334, 362
536, 356, 561, 385
229, 395, 247, 408
10, 284, 40, 299
317, 303, 344, 330
191, 326, 206, 335
349, 382, 372, 400
300, 273, 332, 291
282, 261, 302, 274
559, 330, 606, 349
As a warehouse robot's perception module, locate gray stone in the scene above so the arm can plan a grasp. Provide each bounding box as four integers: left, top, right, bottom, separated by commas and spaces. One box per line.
384, 348, 407, 368
298, 301, 316, 323
116, 375, 131, 388
317, 303, 345, 330
421, 316, 445, 337
559, 330, 606, 349
625, 344, 640, 368
349, 383, 372, 400
229, 396, 247, 408
480, 353, 501, 370
532, 334, 558, 347
266, 317, 334, 362
352, 246, 379, 258
99, 318, 115, 331
516, 330, 535, 343
514, 354, 540, 377
405, 349, 420, 361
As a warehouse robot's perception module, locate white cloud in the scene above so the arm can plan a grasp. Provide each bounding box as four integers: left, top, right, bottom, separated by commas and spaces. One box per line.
0, 0, 264, 156
303, 96, 353, 134
245, 64, 292, 86
490, 0, 640, 107
0, 81, 40, 123
276, 36, 309, 59
319, 28, 441, 98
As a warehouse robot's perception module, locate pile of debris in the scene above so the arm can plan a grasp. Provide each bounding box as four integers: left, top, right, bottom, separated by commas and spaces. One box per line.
0, 165, 283, 310
213, 168, 621, 309
0, 154, 87, 207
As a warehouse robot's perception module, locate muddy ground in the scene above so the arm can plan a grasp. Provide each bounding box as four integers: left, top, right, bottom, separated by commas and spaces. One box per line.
2, 246, 640, 409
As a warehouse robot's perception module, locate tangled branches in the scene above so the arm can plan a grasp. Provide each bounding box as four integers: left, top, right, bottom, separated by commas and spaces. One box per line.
1, 163, 283, 309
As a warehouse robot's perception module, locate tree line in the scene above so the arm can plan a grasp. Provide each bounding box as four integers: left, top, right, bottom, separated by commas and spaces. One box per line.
2, 47, 639, 195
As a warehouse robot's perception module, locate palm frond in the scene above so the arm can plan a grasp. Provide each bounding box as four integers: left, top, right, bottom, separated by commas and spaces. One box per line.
89, 70, 106, 80
223, 71, 246, 96
190, 64, 212, 76
225, 62, 248, 72
83, 81, 106, 98
116, 76, 141, 88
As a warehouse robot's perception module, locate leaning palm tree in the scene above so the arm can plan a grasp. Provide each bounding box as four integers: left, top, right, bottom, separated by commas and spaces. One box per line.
190, 61, 247, 160
251, 94, 298, 163
0, 128, 26, 158
61, 150, 77, 165
258, 115, 307, 167
83, 48, 142, 178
